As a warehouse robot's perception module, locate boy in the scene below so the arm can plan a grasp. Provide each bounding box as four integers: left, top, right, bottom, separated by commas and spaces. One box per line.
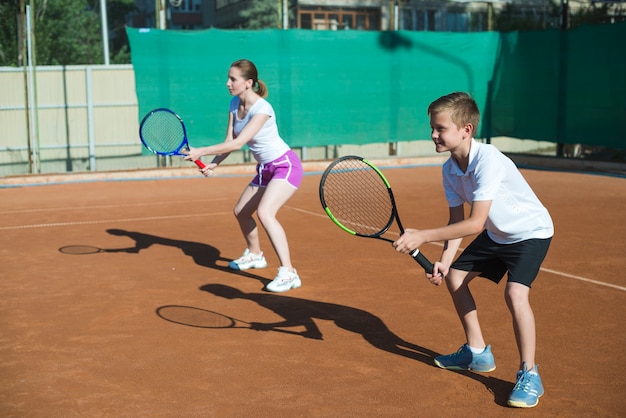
393, 92, 553, 408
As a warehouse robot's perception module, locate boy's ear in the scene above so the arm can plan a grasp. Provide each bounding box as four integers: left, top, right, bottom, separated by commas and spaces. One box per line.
464, 123, 474, 137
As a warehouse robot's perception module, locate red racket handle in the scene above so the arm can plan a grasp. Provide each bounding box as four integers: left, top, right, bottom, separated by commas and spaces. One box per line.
193, 159, 207, 169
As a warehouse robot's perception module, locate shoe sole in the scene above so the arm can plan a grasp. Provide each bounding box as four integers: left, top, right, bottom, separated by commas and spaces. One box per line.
266, 279, 302, 293
507, 396, 541, 408
228, 261, 268, 271
434, 359, 496, 373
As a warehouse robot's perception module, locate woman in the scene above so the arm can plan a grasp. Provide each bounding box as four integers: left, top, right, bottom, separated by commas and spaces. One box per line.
185, 59, 303, 293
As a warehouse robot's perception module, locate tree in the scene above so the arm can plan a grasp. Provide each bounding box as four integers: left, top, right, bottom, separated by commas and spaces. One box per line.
239, 0, 294, 29
0, 0, 21, 65
494, 1, 626, 33
570, 2, 626, 27
0, 0, 135, 66
102, 0, 136, 64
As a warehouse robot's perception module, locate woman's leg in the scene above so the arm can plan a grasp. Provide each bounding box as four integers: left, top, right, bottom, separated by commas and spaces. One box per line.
256, 180, 297, 269
233, 184, 264, 254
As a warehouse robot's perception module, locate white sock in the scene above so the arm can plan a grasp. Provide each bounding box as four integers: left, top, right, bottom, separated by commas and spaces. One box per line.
468, 345, 486, 354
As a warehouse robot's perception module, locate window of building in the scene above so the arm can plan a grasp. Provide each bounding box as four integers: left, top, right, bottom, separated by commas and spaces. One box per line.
446, 11, 471, 31
298, 7, 381, 30
401, 8, 437, 31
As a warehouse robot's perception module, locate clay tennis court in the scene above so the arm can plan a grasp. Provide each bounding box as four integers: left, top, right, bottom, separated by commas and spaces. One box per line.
1, 159, 624, 417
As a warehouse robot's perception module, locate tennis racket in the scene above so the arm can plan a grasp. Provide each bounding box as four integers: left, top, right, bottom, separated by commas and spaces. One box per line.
319, 155, 435, 274
139, 108, 206, 169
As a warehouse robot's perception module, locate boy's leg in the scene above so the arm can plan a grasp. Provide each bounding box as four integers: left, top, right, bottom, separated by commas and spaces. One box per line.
503, 237, 551, 408
505, 282, 536, 369
507, 291, 544, 410
445, 269, 486, 349
502, 236, 550, 370
434, 268, 495, 372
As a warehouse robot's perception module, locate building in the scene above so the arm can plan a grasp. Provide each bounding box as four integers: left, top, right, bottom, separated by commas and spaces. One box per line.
130, 0, 603, 32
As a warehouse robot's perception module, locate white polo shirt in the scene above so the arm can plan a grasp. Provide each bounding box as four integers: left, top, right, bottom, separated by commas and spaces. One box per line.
230, 97, 290, 164
443, 139, 554, 244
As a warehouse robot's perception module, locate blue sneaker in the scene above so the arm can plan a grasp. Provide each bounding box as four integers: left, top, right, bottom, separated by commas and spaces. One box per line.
508, 363, 544, 408
434, 344, 496, 372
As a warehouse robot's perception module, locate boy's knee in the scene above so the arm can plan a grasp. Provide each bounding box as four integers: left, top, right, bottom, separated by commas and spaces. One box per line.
505, 283, 530, 307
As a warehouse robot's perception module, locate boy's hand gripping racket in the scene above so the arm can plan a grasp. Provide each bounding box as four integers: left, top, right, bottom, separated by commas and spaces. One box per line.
319, 155, 435, 274
139, 108, 206, 169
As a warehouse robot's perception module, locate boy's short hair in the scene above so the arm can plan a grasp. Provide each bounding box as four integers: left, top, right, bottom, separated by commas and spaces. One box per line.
428, 92, 480, 137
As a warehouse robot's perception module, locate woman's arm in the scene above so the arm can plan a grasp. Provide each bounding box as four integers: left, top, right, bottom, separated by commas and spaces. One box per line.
185, 113, 270, 161
206, 113, 237, 168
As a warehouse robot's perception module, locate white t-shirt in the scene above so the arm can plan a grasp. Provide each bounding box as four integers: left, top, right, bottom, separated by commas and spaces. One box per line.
442, 139, 554, 244
230, 97, 290, 164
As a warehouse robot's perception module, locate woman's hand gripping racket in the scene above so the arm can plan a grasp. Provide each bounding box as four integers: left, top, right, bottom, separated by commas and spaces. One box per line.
139, 108, 206, 169
319, 155, 435, 274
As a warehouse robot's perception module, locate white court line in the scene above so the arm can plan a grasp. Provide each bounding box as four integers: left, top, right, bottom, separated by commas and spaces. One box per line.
0, 212, 229, 230
0, 198, 226, 215
286, 205, 626, 293
539, 268, 626, 292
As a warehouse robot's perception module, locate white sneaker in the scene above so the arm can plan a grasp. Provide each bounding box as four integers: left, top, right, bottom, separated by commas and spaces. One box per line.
266, 267, 302, 293
228, 249, 268, 271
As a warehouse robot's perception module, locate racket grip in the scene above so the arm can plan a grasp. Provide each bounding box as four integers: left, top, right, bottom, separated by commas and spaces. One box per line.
194, 159, 207, 169
410, 249, 434, 274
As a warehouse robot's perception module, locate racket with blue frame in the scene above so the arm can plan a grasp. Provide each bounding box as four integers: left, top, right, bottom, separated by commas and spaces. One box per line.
139, 108, 206, 169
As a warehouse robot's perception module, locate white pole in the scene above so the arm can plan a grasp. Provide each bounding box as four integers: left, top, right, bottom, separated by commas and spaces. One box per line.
86, 67, 97, 171
159, 0, 167, 29
100, 0, 110, 65
26, 4, 40, 173
394, 0, 399, 30
283, 0, 288, 29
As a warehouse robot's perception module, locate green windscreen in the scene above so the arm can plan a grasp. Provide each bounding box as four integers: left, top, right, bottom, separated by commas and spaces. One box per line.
127, 23, 625, 150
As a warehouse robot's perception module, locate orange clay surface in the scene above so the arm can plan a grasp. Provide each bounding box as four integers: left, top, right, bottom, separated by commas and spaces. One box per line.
1, 161, 625, 417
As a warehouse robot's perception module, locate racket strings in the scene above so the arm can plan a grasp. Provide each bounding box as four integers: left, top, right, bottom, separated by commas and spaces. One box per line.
322, 159, 394, 236
140, 111, 186, 153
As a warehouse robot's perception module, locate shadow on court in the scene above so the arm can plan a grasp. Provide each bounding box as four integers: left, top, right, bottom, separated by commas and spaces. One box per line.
58, 228, 515, 406
198, 283, 514, 406
58, 228, 272, 287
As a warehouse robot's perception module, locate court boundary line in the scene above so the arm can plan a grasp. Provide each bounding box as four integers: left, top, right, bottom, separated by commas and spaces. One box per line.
0, 212, 229, 230
0, 198, 229, 215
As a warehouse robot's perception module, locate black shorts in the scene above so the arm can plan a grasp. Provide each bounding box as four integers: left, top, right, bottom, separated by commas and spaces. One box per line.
451, 230, 552, 287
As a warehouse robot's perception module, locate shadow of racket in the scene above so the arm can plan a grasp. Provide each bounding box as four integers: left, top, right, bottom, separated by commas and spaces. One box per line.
59, 245, 134, 255
156, 305, 302, 336
59, 245, 111, 255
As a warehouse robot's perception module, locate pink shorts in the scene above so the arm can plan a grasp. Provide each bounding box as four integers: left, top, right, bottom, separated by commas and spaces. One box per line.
251, 150, 303, 189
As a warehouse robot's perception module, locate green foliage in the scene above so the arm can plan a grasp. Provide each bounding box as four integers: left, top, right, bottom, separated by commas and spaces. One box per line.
495, 1, 626, 33
239, 0, 280, 29
36, 0, 102, 65
570, 2, 626, 27
0, 0, 135, 66
0, 0, 21, 65
495, 3, 561, 32
104, 0, 136, 63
